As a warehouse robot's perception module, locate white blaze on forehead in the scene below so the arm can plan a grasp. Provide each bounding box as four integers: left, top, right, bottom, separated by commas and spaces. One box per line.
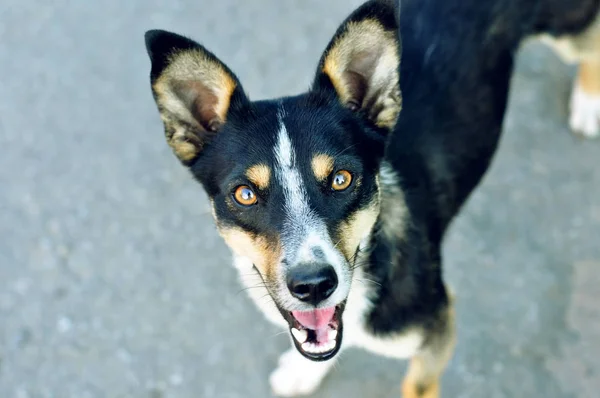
274, 107, 315, 235
271, 104, 350, 309
274, 106, 340, 265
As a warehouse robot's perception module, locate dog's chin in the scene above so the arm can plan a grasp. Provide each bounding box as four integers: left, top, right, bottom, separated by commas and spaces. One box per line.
280, 302, 346, 362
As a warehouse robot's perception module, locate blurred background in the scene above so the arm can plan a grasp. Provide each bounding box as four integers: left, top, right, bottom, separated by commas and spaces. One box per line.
1, 0, 599, 397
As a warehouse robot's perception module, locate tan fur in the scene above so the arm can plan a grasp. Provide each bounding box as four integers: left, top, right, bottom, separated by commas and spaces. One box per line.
159, 116, 202, 162
578, 16, 600, 95
311, 154, 335, 182
336, 200, 379, 260
153, 49, 237, 162
322, 19, 401, 129
402, 304, 456, 398
539, 11, 600, 137
539, 11, 600, 64
402, 378, 440, 398
578, 54, 600, 95
218, 226, 281, 280
377, 162, 409, 242
246, 164, 271, 190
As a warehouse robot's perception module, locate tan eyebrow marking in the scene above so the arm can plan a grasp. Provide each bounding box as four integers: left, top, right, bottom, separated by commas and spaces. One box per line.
245, 163, 271, 189
311, 154, 335, 182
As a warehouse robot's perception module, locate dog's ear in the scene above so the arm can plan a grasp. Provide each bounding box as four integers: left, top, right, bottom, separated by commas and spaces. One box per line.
144, 30, 248, 165
313, 0, 401, 130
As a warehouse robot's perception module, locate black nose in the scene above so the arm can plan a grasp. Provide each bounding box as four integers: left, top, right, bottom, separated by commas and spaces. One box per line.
286, 263, 338, 306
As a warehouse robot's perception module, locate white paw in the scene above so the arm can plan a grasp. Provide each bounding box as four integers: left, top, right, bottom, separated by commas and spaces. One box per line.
269, 348, 334, 397
570, 83, 600, 138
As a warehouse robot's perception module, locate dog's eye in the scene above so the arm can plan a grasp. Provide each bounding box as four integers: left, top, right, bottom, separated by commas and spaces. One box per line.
331, 170, 352, 191
233, 185, 257, 206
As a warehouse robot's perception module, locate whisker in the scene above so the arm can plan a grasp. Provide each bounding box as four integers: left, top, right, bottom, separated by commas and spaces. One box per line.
331, 356, 342, 371
332, 238, 344, 250
236, 284, 269, 295
349, 247, 368, 271
271, 330, 290, 339
349, 247, 363, 262
258, 293, 276, 306
362, 278, 381, 286
332, 143, 359, 158
353, 277, 382, 287
240, 271, 262, 277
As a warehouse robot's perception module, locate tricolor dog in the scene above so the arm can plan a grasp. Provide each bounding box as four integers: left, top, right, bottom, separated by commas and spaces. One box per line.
143, 0, 599, 396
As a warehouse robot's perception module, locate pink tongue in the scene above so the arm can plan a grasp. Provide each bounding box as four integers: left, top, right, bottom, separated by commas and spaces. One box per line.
291, 307, 335, 330
315, 328, 329, 343
292, 307, 337, 345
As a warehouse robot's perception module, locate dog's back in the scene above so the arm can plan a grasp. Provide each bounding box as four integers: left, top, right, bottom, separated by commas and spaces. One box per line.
386, 0, 600, 241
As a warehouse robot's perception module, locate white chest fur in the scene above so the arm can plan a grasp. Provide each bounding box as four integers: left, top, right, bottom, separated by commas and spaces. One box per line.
340, 270, 424, 359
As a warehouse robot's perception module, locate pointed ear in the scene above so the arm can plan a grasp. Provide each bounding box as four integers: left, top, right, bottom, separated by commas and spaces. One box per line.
313, 1, 401, 130
144, 30, 247, 165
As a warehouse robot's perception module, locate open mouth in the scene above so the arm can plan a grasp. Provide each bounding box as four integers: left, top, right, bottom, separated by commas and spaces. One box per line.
287, 303, 344, 361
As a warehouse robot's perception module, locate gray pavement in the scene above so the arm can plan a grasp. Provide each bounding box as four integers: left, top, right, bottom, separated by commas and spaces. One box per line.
1, 1, 599, 397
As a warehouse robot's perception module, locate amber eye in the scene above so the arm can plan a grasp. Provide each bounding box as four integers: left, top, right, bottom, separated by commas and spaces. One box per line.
233, 185, 257, 206
331, 170, 352, 191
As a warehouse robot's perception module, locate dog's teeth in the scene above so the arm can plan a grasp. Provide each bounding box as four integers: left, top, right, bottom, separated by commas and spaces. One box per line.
301, 340, 336, 355
302, 342, 320, 354
325, 342, 335, 352
302, 341, 314, 352
291, 328, 308, 343
328, 329, 338, 341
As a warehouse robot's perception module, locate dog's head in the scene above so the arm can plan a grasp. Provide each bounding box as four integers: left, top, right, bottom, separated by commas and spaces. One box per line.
144, 1, 400, 361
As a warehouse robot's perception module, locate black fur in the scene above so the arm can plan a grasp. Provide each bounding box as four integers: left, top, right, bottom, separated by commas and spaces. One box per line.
362, 0, 599, 337
144, 0, 599, 363
194, 94, 385, 243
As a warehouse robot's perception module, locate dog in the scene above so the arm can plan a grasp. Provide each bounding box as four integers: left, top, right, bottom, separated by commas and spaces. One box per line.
143, 0, 600, 396
540, 6, 600, 138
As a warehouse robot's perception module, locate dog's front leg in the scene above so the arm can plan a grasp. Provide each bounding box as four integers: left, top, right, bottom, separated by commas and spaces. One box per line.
401, 304, 456, 398
269, 346, 337, 397
570, 53, 600, 138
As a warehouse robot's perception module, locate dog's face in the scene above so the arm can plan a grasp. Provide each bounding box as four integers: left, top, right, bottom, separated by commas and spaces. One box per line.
145, 1, 400, 361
